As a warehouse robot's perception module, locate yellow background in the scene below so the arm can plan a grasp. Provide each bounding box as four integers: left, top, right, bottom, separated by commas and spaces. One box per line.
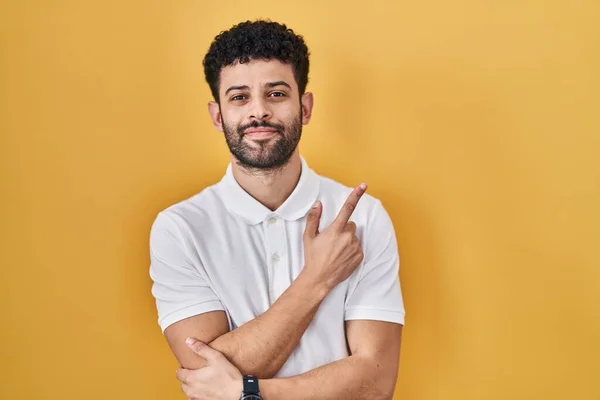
1, 1, 599, 399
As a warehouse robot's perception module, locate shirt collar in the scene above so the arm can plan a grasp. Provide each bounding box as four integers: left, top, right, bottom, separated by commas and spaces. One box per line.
219, 156, 320, 225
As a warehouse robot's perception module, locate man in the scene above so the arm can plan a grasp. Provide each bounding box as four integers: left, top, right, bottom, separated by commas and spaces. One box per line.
149, 20, 405, 400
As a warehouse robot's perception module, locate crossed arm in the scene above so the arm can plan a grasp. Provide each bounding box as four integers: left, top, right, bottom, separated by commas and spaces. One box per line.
165, 271, 402, 399
155, 187, 404, 399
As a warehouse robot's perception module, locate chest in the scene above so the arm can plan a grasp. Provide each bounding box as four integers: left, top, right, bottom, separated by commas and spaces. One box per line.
191, 215, 310, 326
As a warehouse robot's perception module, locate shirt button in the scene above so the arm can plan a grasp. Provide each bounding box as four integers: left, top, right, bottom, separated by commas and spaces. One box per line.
272, 253, 280, 263
268, 216, 278, 224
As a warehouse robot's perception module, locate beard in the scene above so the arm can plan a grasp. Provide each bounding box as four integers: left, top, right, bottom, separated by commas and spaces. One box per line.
222, 112, 303, 170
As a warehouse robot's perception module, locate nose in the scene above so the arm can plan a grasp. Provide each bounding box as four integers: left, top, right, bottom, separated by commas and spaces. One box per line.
248, 97, 272, 121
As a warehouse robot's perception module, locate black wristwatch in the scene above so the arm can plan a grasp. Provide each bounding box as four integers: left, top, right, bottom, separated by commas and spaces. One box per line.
241, 375, 263, 400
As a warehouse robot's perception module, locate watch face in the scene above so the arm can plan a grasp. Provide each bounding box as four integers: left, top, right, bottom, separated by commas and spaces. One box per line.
242, 395, 262, 400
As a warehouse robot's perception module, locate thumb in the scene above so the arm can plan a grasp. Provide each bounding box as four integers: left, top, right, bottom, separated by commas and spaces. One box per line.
303, 200, 322, 240
186, 337, 221, 362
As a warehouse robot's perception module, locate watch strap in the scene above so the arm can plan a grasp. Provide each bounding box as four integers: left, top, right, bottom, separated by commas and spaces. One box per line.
243, 375, 260, 394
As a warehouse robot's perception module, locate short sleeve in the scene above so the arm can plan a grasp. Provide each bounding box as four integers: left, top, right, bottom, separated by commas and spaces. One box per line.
149, 212, 225, 333
344, 201, 405, 325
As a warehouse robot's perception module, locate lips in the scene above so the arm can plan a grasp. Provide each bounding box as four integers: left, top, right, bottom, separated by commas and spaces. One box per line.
244, 128, 279, 138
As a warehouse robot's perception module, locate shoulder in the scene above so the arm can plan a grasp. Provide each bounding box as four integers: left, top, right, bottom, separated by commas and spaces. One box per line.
150, 182, 227, 246
316, 174, 396, 253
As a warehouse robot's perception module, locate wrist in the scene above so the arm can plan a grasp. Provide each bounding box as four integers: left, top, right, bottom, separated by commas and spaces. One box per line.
296, 267, 331, 301
258, 378, 289, 400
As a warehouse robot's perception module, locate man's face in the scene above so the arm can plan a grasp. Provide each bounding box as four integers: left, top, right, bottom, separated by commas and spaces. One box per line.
209, 59, 312, 170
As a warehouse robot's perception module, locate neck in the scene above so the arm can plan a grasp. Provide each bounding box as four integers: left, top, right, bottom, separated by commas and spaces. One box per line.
230, 150, 302, 211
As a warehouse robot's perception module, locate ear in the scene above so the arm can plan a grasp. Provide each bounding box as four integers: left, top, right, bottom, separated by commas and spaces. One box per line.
300, 92, 314, 125
208, 101, 224, 132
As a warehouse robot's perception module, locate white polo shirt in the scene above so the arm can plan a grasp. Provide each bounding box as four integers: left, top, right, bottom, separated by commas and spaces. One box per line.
149, 156, 405, 377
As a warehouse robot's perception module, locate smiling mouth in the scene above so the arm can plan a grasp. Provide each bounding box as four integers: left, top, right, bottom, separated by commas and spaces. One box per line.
244, 129, 279, 138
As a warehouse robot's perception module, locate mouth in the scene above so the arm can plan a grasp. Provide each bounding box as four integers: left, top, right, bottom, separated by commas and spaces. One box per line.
243, 128, 279, 139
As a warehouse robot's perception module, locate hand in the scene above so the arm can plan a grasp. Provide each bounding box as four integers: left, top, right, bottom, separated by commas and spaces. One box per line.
302, 183, 367, 291
176, 337, 243, 400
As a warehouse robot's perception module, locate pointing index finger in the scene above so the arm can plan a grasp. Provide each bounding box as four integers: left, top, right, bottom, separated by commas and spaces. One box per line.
333, 183, 367, 229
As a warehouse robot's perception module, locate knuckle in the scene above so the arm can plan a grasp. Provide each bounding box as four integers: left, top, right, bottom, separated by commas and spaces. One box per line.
193, 344, 204, 354
343, 233, 354, 245
344, 203, 355, 212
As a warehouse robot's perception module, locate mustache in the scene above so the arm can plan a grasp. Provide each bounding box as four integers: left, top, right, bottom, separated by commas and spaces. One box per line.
238, 120, 285, 135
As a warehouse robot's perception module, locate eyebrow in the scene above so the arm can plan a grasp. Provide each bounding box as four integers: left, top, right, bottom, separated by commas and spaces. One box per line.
224, 81, 292, 95
265, 81, 292, 90
225, 85, 249, 95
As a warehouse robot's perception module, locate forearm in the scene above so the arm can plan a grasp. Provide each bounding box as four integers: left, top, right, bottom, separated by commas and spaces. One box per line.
260, 354, 396, 400
209, 270, 329, 378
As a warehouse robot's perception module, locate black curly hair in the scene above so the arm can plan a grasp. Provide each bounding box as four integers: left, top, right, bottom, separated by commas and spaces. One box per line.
203, 20, 310, 103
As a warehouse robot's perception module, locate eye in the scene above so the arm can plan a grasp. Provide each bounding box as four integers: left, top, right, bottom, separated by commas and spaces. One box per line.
269, 91, 286, 98
230, 94, 247, 101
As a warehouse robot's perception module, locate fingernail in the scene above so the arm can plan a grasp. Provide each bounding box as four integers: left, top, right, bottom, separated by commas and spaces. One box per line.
312, 200, 320, 208
185, 337, 196, 345
359, 183, 367, 190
